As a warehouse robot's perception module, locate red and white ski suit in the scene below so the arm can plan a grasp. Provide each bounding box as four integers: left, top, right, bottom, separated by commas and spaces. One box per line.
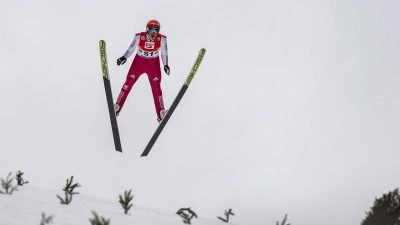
116, 32, 168, 119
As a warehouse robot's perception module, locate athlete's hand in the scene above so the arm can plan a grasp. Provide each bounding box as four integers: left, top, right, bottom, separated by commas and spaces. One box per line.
117, 56, 127, 66
164, 65, 170, 75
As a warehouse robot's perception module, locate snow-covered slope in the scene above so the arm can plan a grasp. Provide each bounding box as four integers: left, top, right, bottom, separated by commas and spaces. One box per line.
0, 185, 233, 225
2, 1, 400, 225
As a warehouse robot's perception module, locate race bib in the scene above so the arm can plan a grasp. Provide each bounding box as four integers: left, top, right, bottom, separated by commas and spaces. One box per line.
137, 48, 159, 58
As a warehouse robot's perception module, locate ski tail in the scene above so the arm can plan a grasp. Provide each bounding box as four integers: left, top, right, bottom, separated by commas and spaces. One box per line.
141, 48, 206, 157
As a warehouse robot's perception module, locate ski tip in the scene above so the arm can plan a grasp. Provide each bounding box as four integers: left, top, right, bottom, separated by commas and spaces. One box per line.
200, 48, 206, 54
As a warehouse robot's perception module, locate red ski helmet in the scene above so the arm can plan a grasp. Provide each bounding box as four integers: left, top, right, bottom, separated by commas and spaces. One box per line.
146, 19, 161, 32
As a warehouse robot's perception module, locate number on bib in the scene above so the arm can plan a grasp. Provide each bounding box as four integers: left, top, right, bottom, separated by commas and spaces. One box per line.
138, 49, 159, 58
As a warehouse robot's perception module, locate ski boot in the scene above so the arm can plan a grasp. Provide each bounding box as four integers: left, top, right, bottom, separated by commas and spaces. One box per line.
157, 108, 168, 123
114, 103, 120, 117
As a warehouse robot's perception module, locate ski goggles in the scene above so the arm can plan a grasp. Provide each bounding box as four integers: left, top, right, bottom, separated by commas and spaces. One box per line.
147, 27, 160, 33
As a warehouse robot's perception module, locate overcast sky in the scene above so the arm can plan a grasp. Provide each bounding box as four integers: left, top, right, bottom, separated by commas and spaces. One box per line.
1, 0, 400, 225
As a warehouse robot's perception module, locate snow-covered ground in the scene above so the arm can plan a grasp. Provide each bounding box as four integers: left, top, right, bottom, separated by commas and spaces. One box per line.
0, 185, 234, 225
1, 1, 400, 225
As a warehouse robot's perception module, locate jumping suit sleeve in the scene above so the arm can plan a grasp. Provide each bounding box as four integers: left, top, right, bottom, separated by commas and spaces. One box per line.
161, 36, 168, 65
123, 34, 140, 58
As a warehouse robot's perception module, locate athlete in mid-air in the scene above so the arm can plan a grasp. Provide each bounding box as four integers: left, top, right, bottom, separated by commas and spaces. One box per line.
115, 19, 170, 122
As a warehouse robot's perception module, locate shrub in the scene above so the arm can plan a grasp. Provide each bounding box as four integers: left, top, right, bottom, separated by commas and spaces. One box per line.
276, 214, 290, 225
40, 213, 54, 225
16, 170, 29, 186
0, 172, 18, 195
118, 190, 134, 214
177, 207, 198, 224
90, 211, 110, 225
217, 208, 235, 222
56, 176, 81, 205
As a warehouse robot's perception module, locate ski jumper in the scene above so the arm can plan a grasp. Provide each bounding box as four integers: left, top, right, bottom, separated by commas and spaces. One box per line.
116, 32, 168, 119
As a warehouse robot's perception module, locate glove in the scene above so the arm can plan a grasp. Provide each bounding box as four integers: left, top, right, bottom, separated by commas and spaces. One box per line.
117, 56, 127, 66
164, 65, 170, 75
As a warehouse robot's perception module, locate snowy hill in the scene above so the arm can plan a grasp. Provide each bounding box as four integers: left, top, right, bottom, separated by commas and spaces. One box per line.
1, 1, 400, 225
0, 185, 234, 225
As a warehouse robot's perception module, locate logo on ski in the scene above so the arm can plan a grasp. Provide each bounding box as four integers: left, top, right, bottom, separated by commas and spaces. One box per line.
99, 40, 123, 152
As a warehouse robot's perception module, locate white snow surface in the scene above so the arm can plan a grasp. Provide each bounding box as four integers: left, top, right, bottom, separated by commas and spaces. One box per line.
1, 1, 400, 225
0, 185, 232, 225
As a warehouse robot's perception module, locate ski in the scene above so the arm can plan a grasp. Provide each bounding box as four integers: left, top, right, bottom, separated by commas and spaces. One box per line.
141, 48, 206, 157
99, 40, 122, 152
